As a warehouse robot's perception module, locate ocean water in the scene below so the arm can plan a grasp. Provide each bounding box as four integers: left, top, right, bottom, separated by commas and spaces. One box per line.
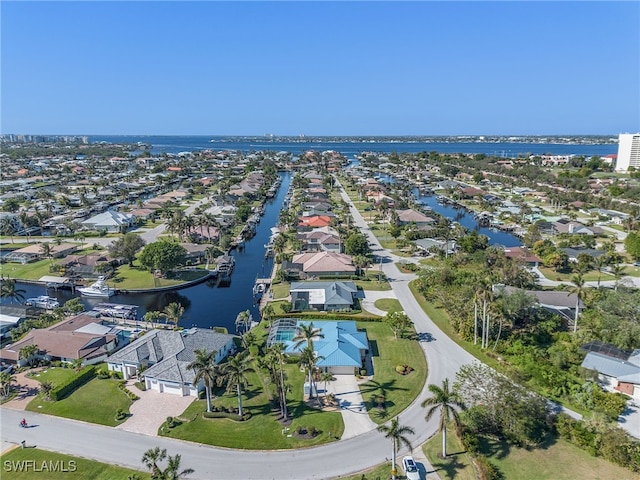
90, 135, 617, 157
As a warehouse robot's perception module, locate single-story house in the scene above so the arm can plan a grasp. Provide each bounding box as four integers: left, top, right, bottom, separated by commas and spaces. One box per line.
107, 328, 236, 396
494, 285, 584, 324
268, 319, 369, 375
396, 209, 436, 227
414, 238, 457, 255
0, 313, 23, 339
290, 281, 358, 311
81, 210, 135, 233
581, 341, 640, 400
503, 247, 542, 267
288, 252, 356, 278
0, 314, 120, 366
560, 248, 607, 263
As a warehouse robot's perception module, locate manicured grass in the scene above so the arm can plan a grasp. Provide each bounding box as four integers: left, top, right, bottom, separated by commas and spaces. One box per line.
340, 462, 396, 480
423, 427, 476, 480
1, 259, 53, 281
0, 447, 150, 479
26, 377, 132, 427
373, 298, 403, 313
162, 367, 344, 449
270, 282, 290, 299
110, 265, 209, 290
477, 436, 637, 480
357, 321, 427, 424
27, 366, 77, 387
355, 279, 392, 291
538, 266, 605, 282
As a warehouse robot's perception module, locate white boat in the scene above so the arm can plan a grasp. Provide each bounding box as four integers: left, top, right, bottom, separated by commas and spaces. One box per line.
25, 296, 60, 309
77, 276, 115, 298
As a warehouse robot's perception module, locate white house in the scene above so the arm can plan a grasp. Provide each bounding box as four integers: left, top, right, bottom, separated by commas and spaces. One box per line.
81, 210, 135, 233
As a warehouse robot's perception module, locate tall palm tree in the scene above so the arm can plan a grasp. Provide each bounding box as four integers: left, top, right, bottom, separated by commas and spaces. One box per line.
377, 417, 415, 480
0, 216, 16, 244
569, 274, 586, 333
40, 242, 53, 262
292, 321, 324, 350
265, 343, 289, 419
187, 348, 218, 413
163, 302, 185, 330
0, 279, 26, 304
594, 255, 606, 288
610, 263, 625, 292
219, 354, 254, 417
297, 345, 319, 400
421, 378, 465, 458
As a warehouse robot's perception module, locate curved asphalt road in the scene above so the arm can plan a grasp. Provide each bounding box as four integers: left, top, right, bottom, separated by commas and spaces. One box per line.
1, 182, 476, 479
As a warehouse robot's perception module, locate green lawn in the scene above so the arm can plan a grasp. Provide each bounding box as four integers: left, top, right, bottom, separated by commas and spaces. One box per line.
110, 264, 209, 290
0, 447, 150, 480
161, 366, 344, 449
355, 279, 392, 291
373, 298, 403, 313
537, 266, 606, 283
270, 282, 291, 299
26, 377, 132, 427
424, 427, 639, 480
26, 366, 77, 387
357, 321, 427, 424
1, 259, 54, 281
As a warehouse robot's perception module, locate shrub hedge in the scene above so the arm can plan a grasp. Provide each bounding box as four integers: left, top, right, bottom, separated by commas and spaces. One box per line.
49, 366, 96, 401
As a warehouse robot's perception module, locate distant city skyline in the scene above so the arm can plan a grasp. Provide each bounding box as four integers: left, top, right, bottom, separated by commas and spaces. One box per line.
2, 1, 639, 136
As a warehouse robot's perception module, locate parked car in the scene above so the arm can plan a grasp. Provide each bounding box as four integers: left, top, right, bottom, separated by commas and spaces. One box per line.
402, 455, 420, 480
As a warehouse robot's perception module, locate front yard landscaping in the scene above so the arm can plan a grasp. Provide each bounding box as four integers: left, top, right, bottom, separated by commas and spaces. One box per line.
160, 366, 344, 449
357, 321, 427, 423
25, 366, 132, 427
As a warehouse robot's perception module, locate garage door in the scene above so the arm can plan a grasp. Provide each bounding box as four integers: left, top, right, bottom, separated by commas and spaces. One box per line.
162, 383, 184, 395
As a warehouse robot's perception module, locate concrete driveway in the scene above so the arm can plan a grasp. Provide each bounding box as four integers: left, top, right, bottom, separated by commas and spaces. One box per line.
360, 289, 399, 317
324, 375, 378, 440
116, 381, 195, 436
2, 370, 42, 411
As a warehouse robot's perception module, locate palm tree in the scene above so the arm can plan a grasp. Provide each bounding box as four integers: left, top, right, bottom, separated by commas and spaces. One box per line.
0, 278, 26, 304
40, 242, 53, 262
611, 263, 625, 292
297, 346, 324, 401
163, 453, 194, 480
421, 378, 465, 458
292, 321, 324, 350
265, 343, 289, 419
163, 302, 185, 329
320, 371, 334, 397
0, 371, 15, 398
219, 354, 254, 417
594, 255, 606, 288
187, 348, 218, 413
142, 446, 165, 478
569, 274, 586, 333
19, 344, 39, 367
377, 417, 415, 480
40, 381, 54, 400
0, 216, 16, 243
142, 447, 195, 479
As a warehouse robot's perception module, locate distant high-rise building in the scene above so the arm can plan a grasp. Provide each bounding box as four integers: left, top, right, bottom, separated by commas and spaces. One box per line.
615, 133, 640, 172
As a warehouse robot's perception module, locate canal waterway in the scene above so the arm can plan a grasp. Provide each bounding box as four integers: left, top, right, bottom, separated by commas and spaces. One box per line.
5, 172, 291, 333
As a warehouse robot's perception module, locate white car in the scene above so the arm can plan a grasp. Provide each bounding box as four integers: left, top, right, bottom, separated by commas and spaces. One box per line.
402, 455, 420, 480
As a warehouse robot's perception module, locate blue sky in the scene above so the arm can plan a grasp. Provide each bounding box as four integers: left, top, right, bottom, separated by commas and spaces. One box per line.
2, 1, 639, 136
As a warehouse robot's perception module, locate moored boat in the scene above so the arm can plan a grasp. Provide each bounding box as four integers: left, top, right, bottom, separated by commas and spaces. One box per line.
24, 296, 60, 309
77, 276, 115, 298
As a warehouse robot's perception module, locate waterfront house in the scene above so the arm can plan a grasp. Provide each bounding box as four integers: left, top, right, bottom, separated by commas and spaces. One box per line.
267, 319, 368, 375
396, 209, 436, 227
0, 314, 120, 366
298, 215, 332, 229
107, 328, 236, 396
297, 226, 341, 253
288, 251, 356, 278
290, 281, 358, 312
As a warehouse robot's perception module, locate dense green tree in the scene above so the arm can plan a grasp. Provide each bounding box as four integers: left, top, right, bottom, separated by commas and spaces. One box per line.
383, 311, 411, 340
138, 241, 186, 275
109, 232, 146, 266
345, 233, 370, 256
624, 231, 640, 261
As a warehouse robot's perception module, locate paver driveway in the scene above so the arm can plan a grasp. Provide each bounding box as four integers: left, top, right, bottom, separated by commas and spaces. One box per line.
116, 381, 195, 436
